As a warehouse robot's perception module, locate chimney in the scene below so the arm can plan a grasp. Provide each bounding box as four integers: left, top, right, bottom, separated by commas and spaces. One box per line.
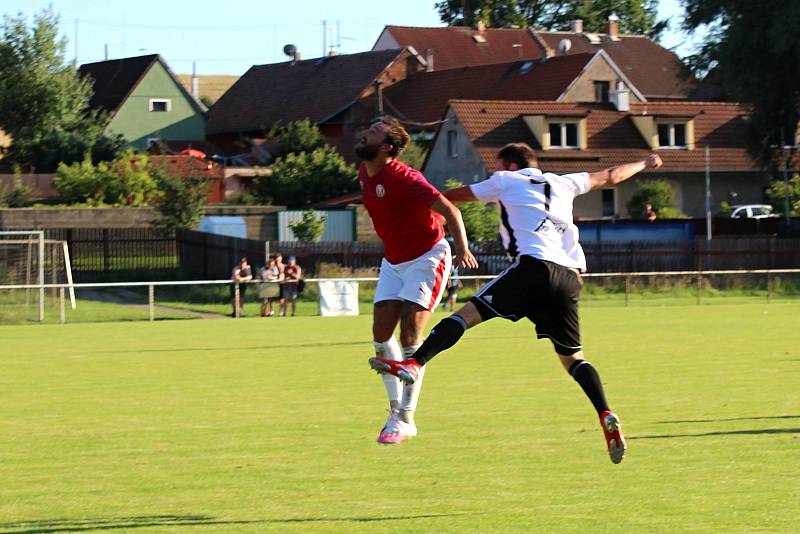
609, 80, 629, 112
425, 48, 434, 72
570, 19, 583, 33
476, 20, 486, 33
608, 14, 620, 41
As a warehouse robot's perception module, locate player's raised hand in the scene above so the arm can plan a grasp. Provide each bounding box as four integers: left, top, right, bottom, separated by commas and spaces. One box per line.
645, 153, 663, 169
455, 247, 478, 270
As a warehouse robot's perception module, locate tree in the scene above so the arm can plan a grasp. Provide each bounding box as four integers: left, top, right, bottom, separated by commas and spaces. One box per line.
151, 162, 209, 232
445, 179, 500, 242
53, 150, 160, 206
682, 0, 800, 167
766, 174, 800, 218
0, 8, 124, 172
626, 179, 687, 219
288, 210, 327, 242
435, 0, 666, 38
266, 118, 325, 160
255, 146, 357, 208
398, 139, 427, 170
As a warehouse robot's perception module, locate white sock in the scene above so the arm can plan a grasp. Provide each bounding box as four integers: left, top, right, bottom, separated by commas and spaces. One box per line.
375, 336, 403, 404
400, 345, 425, 414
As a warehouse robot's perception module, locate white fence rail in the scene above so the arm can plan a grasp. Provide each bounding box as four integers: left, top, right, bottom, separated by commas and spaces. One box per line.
2, 268, 800, 324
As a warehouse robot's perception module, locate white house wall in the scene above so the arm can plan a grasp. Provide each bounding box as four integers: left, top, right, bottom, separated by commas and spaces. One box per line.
423, 111, 487, 190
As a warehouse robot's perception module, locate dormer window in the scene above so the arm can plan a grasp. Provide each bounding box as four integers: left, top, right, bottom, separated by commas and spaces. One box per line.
447, 130, 458, 158
658, 122, 687, 148
549, 122, 579, 149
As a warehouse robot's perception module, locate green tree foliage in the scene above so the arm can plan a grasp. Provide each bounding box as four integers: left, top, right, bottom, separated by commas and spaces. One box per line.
0, 8, 125, 172
682, 0, 800, 167
445, 179, 500, 242
255, 146, 357, 208
626, 179, 687, 219
151, 162, 209, 232
53, 150, 160, 207
0, 175, 34, 207
766, 174, 800, 218
435, 0, 665, 38
266, 118, 325, 160
398, 139, 427, 170
288, 210, 327, 242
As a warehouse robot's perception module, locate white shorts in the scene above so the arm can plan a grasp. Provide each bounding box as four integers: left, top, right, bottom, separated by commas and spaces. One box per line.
374, 238, 452, 312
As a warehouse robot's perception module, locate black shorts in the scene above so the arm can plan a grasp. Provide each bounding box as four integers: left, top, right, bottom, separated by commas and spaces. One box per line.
470, 256, 582, 356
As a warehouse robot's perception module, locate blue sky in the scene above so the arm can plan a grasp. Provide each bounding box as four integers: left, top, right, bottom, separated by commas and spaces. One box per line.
3, 0, 702, 75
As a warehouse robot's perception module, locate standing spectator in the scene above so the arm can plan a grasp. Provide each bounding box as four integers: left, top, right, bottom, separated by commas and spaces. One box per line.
280, 256, 302, 317
259, 257, 283, 317
230, 257, 253, 317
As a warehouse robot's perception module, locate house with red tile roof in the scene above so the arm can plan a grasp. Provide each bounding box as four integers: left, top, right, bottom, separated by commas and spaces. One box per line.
206, 48, 426, 156
373, 19, 692, 100
423, 99, 766, 218
382, 49, 645, 128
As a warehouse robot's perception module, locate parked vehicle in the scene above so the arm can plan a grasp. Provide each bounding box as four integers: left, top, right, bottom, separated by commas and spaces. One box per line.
729, 204, 777, 219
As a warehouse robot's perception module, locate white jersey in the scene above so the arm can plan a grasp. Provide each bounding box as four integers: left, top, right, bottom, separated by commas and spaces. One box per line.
469, 168, 591, 271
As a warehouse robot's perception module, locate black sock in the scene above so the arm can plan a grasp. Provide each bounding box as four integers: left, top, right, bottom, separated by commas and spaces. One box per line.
568, 360, 609, 416
412, 315, 468, 365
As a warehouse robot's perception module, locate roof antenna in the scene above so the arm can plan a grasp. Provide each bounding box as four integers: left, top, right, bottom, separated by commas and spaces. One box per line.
283, 44, 300, 63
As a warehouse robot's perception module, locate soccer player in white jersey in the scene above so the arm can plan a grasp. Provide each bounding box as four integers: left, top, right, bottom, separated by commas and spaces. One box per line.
371, 143, 663, 463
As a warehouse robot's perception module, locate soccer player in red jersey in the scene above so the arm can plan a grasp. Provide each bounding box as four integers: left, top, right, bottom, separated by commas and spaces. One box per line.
356, 116, 478, 444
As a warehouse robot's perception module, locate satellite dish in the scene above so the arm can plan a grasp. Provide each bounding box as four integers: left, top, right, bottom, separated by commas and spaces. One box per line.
283, 44, 298, 57
558, 38, 572, 53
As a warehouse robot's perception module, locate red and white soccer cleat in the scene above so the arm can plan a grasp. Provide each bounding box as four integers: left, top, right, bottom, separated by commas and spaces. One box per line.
600, 410, 627, 464
368, 357, 422, 385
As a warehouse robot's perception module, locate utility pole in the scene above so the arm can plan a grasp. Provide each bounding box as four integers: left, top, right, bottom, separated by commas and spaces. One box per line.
781, 129, 792, 225
705, 145, 712, 241
322, 20, 327, 57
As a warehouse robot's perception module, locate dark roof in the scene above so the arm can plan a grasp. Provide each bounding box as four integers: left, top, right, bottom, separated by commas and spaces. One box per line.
535, 31, 692, 99
445, 100, 757, 174
377, 26, 692, 99
79, 54, 160, 113
207, 49, 411, 135
383, 53, 594, 125
377, 26, 543, 69
78, 54, 206, 115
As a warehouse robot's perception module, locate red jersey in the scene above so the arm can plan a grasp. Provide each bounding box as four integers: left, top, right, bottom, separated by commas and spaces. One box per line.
359, 159, 445, 264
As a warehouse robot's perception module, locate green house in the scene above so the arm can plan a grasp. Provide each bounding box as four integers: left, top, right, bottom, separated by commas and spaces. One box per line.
79, 54, 206, 151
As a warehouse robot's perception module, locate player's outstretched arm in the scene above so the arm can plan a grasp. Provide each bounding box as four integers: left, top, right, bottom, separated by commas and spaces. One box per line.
442, 185, 479, 203
588, 153, 662, 190
430, 196, 479, 270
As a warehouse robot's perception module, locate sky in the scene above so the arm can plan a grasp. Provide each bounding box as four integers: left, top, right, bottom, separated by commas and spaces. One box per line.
2, 0, 704, 76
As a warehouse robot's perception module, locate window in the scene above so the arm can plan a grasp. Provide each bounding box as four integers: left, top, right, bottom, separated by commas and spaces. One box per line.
149, 98, 171, 112
657, 123, 687, 148
549, 122, 579, 148
594, 81, 610, 103
447, 130, 458, 158
602, 189, 615, 217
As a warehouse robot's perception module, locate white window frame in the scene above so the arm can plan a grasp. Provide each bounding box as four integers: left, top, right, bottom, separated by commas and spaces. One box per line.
657, 122, 688, 148
548, 122, 579, 149
447, 130, 458, 158
149, 98, 172, 112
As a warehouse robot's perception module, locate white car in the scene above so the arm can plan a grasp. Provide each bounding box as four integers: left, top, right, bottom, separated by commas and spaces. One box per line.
730, 204, 777, 219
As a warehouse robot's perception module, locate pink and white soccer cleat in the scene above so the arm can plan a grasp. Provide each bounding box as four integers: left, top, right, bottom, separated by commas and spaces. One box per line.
376, 411, 417, 445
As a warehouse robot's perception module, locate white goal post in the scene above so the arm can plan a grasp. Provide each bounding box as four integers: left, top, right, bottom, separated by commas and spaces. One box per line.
0, 230, 76, 322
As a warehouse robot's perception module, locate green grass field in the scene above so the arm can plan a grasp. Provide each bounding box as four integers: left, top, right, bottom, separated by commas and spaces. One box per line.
1, 303, 798, 532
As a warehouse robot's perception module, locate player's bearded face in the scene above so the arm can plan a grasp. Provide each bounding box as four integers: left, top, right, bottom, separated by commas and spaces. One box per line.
355, 136, 382, 160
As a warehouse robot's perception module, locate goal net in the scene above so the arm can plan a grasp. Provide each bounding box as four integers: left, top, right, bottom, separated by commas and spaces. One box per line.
0, 231, 75, 323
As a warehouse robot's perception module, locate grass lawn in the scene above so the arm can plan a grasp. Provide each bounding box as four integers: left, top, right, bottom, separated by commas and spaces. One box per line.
0, 303, 798, 532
